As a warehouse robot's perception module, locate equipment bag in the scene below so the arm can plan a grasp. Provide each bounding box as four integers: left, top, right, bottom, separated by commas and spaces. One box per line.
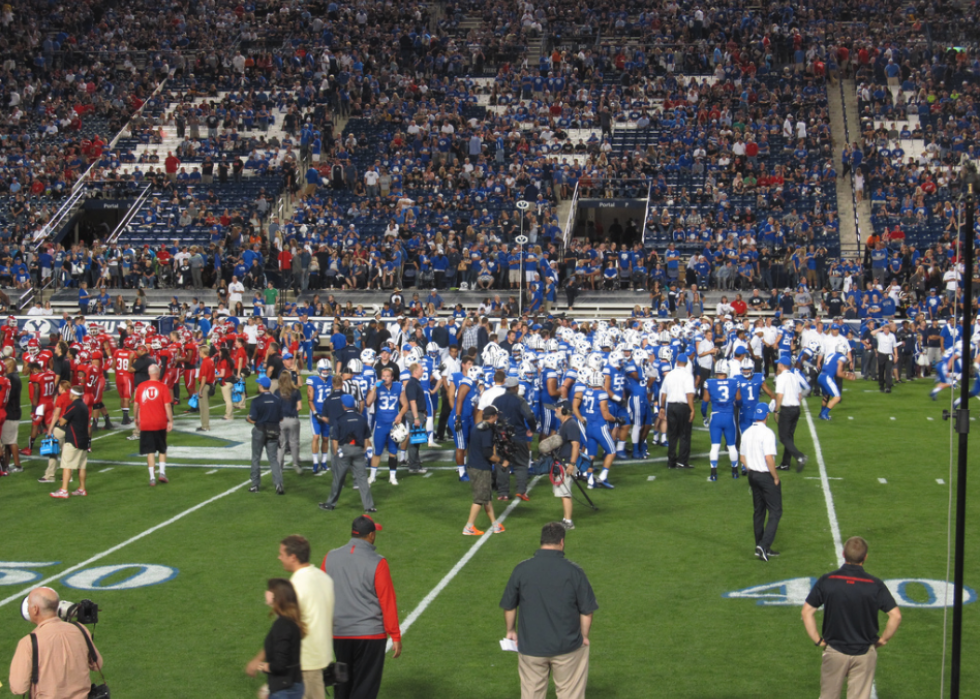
231, 379, 245, 403
188, 394, 199, 410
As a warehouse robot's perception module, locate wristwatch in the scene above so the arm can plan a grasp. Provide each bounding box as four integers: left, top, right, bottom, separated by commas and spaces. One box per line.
815, 637, 824, 647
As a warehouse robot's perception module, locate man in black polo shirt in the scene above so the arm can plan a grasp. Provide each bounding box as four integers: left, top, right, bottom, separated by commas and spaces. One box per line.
320, 394, 375, 512
802, 536, 902, 699
265, 343, 284, 394
246, 376, 283, 494
492, 377, 537, 502
553, 401, 582, 530
500, 522, 598, 699
403, 363, 428, 475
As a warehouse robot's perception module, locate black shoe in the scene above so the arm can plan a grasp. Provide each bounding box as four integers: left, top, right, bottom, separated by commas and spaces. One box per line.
766, 549, 781, 557
276, 485, 284, 495
776, 464, 790, 471
318, 502, 335, 511
121, 418, 132, 426
248, 486, 259, 493
365, 507, 377, 512
885, 388, 891, 393
755, 545, 769, 562
196, 427, 210, 432
678, 463, 694, 469
796, 454, 808, 472
104, 422, 114, 430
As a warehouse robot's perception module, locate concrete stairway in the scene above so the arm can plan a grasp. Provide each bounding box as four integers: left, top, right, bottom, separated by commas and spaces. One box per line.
840, 78, 871, 255
828, 78, 861, 259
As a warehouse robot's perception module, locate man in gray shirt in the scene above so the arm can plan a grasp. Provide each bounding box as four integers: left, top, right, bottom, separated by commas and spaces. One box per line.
501, 522, 598, 699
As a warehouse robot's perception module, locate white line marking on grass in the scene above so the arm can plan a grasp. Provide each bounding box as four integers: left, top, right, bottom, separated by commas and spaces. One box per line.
647, 475, 657, 481
0, 475, 262, 610
803, 405, 880, 699
423, 472, 433, 478
98, 467, 113, 473
848, 416, 854, 420
805, 476, 842, 480
878, 478, 887, 484
937, 479, 945, 485
890, 417, 896, 421
386, 475, 543, 653
205, 469, 218, 474
928, 417, 934, 421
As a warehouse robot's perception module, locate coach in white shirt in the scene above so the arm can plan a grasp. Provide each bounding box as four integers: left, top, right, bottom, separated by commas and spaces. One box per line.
476, 371, 508, 422
871, 322, 898, 393
741, 402, 781, 561
659, 354, 696, 469
228, 276, 245, 312
774, 358, 807, 471
696, 331, 717, 387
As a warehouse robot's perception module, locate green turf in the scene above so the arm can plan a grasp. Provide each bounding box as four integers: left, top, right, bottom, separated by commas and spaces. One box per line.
1, 373, 978, 698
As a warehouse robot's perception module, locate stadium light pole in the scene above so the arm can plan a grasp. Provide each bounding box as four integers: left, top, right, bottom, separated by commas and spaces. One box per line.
516, 200, 530, 318
951, 163, 979, 699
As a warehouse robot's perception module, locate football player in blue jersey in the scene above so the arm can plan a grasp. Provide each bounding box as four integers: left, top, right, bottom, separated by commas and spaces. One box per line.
298, 313, 318, 372
736, 358, 773, 449
704, 360, 742, 481
424, 343, 441, 445
572, 369, 616, 488
447, 356, 479, 481
818, 340, 857, 420
540, 353, 562, 435
603, 349, 631, 459
626, 349, 654, 458
305, 358, 333, 474
931, 342, 962, 401
366, 366, 408, 485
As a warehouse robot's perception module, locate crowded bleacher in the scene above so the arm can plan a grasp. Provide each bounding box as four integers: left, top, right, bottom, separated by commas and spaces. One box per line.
0, 0, 974, 322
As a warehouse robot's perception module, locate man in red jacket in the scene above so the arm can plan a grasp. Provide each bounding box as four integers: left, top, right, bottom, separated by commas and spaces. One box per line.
321, 515, 402, 699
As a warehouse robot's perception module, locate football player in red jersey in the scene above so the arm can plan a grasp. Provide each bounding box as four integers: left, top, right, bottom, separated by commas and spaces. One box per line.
24, 361, 58, 455
181, 336, 199, 405
71, 349, 90, 388
254, 324, 273, 370
84, 351, 112, 432
112, 343, 135, 425
0, 368, 10, 474
0, 316, 19, 353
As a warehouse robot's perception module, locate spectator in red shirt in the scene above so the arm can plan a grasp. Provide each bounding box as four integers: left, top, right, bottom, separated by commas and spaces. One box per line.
731, 294, 748, 317
197, 347, 215, 433
164, 151, 180, 182
134, 365, 174, 487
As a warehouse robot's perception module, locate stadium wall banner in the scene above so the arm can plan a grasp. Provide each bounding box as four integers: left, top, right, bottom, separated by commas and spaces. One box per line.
0, 561, 178, 590
14, 316, 167, 339
81, 199, 138, 210
724, 577, 977, 609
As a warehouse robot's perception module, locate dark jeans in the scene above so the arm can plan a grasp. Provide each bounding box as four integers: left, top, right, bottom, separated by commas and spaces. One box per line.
333, 637, 387, 699
777, 406, 804, 466
251, 428, 281, 489
406, 415, 426, 471
877, 352, 894, 390
749, 470, 782, 552
666, 402, 693, 467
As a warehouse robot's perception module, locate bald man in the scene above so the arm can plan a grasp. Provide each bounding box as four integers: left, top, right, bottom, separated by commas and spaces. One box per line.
9, 587, 103, 697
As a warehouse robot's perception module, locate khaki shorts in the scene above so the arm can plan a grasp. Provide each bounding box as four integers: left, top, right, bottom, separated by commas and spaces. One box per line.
61, 442, 88, 471
552, 463, 574, 498
0, 419, 18, 445
508, 269, 520, 283
468, 467, 492, 505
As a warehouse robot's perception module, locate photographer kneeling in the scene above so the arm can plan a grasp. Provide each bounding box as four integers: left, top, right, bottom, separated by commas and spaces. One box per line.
461, 406, 506, 536
9, 587, 103, 697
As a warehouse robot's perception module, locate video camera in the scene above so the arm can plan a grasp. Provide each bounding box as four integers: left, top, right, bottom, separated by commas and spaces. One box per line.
21, 596, 99, 625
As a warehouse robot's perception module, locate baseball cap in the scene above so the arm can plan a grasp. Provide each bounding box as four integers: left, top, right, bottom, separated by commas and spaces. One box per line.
341, 394, 356, 408
352, 514, 383, 536
256, 376, 272, 389
483, 405, 499, 417
676, 353, 688, 363
734, 346, 748, 356
504, 376, 519, 388
753, 403, 771, 421
282, 352, 293, 360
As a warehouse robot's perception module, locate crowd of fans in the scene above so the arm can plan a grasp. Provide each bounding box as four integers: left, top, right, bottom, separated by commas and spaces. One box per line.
0, 0, 976, 318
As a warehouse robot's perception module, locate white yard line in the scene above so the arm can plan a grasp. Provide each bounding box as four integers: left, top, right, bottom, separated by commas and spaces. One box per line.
802, 401, 878, 699
386, 475, 543, 653
0, 475, 263, 609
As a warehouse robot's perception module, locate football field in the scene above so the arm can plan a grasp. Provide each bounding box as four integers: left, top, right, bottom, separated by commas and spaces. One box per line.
1, 374, 979, 698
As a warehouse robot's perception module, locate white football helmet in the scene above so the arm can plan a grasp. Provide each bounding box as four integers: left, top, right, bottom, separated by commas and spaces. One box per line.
545, 338, 559, 352
589, 369, 605, 387
658, 330, 671, 344
346, 359, 363, 374
586, 353, 605, 371
493, 352, 510, 370
633, 348, 649, 365
511, 342, 525, 360
659, 346, 673, 361
317, 358, 332, 377
836, 340, 850, 355
741, 358, 754, 375
569, 354, 586, 372
543, 353, 563, 370
482, 342, 501, 362
467, 365, 483, 380
608, 349, 625, 369
714, 360, 729, 376
360, 348, 376, 365
390, 423, 410, 443
519, 359, 537, 380
426, 342, 440, 356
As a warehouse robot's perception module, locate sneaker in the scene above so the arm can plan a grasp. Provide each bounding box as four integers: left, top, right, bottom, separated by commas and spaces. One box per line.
462, 524, 484, 536
732, 467, 739, 480
195, 427, 210, 432
19, 448, 31, 456
37, 477, 55, 483
515, 493, 530, 502
71, 488, 87, 496
365, 507, 378, 513
796, 454, 808, 472
596, 479, 615, 489
561, 518, 575, 530
766, 549, 781, 557
388, 475, 399, 486
157, 475, 169, 484
104, 422, 114, 430
276, 485, 284, 495
127, 434, 139, 441
149, 479, 156, 487
458, 472, 470, 482
776, 464, 790, 471
492, 522, 506, 534
427, 439, 438, 447
755, 545, 769, 562
709, 469, 718, 482
819, 412, 831, 421
367, 472, 377, 485
318, 502, 335, 511
616, 450, 629, 460
315, 467, 328, 476
9, 465, 22, 473
248, 486, 259, 493
50, 489, 69, 499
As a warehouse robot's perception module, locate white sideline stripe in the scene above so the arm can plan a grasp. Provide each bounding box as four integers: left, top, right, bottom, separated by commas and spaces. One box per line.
0, 475, 262, 610
803, 402, 878, 699
937, 478, 945, 485
423, 472, 433, 478
205, 469, 218, 474
878, 478, 888, 484
386, 475, 543, 653
805, 476, 842, 480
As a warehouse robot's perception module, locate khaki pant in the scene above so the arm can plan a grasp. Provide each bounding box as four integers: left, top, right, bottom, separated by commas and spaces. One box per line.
301, 668, 326, 699
820, 645, 877, 699
518, 643, 589, 699
60, 442, 88, 472
220, 381, 233, 419
200, 384, 212, 429
44, 427, 65, 479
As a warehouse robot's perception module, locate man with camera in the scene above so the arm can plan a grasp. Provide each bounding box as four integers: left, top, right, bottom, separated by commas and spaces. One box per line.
9, 587, 104, 698
247, 375, 284, 494
492, 377, 537, 502
462, 405, 506, 536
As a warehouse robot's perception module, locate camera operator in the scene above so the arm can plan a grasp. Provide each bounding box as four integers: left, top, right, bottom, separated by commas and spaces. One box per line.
552, 401, 583, 530
462, 406, 506, 536
247, 376, 283, 494
492, 377, 537, 502
9, 587, 103, 698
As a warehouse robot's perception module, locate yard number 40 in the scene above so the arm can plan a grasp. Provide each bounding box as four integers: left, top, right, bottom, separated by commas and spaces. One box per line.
0, 562, 177, 591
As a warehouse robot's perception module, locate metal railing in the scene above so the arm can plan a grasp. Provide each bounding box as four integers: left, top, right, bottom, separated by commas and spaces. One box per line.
107, 184, 153, 244
640, 181, 653, 246
563, 180, 580, 246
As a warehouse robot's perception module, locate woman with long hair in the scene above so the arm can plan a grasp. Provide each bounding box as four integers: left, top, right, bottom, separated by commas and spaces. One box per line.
276, 371, 303, 475
246, 578, 305, 698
